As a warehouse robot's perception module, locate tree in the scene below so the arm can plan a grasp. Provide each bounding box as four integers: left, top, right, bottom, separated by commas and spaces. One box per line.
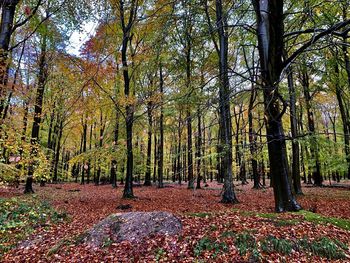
215, 0, 238, 203
25, 27, 48, 193
253, 0, 301, 211
253, 0, 350, 211
0, 0, 20, 121
117, 0, 138, 198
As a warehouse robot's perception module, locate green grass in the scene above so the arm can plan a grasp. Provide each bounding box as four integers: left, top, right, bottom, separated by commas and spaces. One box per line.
256, 212, 278, 219
234, 232, 257, 256
259, 235, 347, 260
261, 236, 293, 254
0, 196, 67, 257
220, 230, 235, 238
194, 236, 227, 258
297, 210, 350, 231
236, 209, 350, 230
297, 237, 347, 260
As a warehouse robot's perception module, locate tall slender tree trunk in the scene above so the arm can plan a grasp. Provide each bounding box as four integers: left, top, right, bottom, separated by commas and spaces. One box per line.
196, 109, 202, 189
287, 67, 302, 194
233, 107, 241, 181
47, 103, 56, 149
145, 102, 153, 186
120, 0, 137, 198
334, 59, 350, 179
25, 34, 48, 194
186, 110, 194, 188
301, 68, 322, 186
158, 63, 164, 188
253, 0, 301, 211
95, 111, 105, 186
177, 114, 182, 185
171, 143, 176, 182
0, 0, 19, 121
298, 102, 308, 184
183, 145, 187, 182
21, 100, 29, 142
248, 87, 260, 189
202, 116, 206, 183
216, 0, 237, 203
339, 7, 350, 179
81, 120, 87, 185
153, 126, 157, 183
185, 45, 194, 189
216, 130, 222, 183
53, 120, 63, 182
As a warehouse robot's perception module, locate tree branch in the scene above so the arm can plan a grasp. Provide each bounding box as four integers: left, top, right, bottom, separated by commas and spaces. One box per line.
283, 19, 350, 68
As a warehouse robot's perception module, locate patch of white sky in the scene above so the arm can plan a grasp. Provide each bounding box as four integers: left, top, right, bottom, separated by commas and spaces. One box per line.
66, 21, 98, 56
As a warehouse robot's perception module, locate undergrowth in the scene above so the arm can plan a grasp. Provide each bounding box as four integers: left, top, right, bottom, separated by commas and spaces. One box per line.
0, 196, 67, 257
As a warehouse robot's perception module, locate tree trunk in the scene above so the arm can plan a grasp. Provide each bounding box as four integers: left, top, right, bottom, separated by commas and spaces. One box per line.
144, 102, 152, 186
120, 0, 136, 198
152, 129, 157, 183
196, 109, 202, 189
216, 0, 238, 203
287, 67, 302, 194
95, 111, 105, 186
186, 110, 194, 188
248, 87, 260, 189
202, 115, 207, 183
47, 103, 55, 149
53, 120, 63, 182
158, 63, 164, 188
0, 0, 19, 121
111, 111, 119, 188
253, 0, 301, 212
301, 68, 322, 186
87, 123, 93, 184
25, 34, 48, 194
334, 60, 350, 180
177, 115, 182, 185
81, 121, 87, 185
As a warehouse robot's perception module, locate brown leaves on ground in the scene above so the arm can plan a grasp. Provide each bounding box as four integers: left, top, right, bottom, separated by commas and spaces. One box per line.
2, 181, 350, 262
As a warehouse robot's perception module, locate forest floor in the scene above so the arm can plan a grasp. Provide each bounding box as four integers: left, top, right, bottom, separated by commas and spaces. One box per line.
1, 181, 350, 262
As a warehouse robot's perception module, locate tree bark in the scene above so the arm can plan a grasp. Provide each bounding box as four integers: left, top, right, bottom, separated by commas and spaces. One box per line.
53, 120, 63, 182
0, 0, 19, 120
119, 0, 137, 198
81, 120, 87, 185
216, 0, 238, 203
144, 102, 152, 186
95, 111, 105, 186
248, 87, 260, 189
253, 0, 301, 211
153, 129, 157, 183
196, 109, 202, 189
301, 68, 322, 186
186, 110, 194, 188
287, 67, 302, 194
334, 60, 350, 180
177, 114, 182, 185
25, 33, 48, 194
158, 63, 164, 188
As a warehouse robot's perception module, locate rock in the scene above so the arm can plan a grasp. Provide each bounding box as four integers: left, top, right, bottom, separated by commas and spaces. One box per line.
84, 211, 182, 247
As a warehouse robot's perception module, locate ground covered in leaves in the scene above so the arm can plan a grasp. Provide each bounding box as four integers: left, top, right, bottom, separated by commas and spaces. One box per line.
1, 181, 350, 262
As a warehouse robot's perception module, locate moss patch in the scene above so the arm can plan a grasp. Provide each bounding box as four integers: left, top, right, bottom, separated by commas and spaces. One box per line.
0, 196, 67, 257
297, 210, 350, 231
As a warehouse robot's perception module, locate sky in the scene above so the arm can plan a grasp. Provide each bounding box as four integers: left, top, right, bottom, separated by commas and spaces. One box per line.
67, 21, 97, 56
